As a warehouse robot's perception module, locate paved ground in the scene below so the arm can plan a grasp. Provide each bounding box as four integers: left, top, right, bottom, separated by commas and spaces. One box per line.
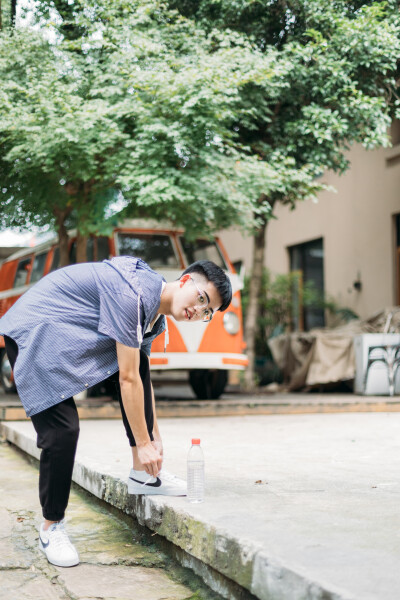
0, 439, 223, 600
2, 385, 400, 421
3, 411, 400, 600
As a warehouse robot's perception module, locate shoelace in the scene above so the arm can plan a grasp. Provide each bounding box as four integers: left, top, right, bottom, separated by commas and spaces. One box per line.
141, 474, 155, 486
47, 522, 74, 549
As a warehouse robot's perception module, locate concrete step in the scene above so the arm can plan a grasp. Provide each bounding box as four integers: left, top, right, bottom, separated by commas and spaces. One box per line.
2, 392, 400, 421
3, 413, 400, 600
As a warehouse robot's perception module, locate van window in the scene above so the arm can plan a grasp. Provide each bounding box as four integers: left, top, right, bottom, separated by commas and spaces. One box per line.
13, 258, 32, 288
87, 238, 94, 262
49, 247, 60, 272
70, 237, 110, 264
97, 237, 110, 261
87, 236, 110, 262
69, 241, 77, 264
30, 252, 48, 284
179, 238, 227, 269
117, 233, 179, 268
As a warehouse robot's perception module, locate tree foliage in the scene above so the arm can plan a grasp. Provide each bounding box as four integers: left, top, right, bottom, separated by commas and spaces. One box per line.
0, 0, 301, 258
167, 0, 400, 387
170, 0, 400, 175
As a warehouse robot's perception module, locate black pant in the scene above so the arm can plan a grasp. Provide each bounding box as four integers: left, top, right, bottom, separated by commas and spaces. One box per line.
4, 336, 154, 521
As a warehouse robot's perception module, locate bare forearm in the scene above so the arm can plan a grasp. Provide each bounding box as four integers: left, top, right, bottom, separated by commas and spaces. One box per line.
120, 378, 151, 447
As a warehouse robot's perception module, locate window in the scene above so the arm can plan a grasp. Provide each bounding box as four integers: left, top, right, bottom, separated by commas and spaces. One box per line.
391, 120, 400, 146
87, 237, 110, 262
49, 247, 60, 272
86, 237, 95, 262
69, 241, 77, 264
69, 237, 110, 264
97, 237, 110, 261
13, 258, 32, 288
117, 233, 179, 268
30, 252, 48, 284
289, 238, 325, 331
395, 214, 400, 305
179, 237, 227, 269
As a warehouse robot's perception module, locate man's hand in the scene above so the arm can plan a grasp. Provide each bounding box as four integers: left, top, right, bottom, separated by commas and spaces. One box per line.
137, 442, 163, 477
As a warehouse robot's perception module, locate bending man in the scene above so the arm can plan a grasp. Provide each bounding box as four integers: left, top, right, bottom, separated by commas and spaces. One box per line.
0, 255, 232, 567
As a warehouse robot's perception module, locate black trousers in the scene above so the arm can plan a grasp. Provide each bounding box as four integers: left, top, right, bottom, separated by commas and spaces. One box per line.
4, 336, 154, 522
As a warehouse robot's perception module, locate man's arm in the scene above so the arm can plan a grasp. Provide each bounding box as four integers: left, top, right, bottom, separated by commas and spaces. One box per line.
150, 381, 163, 456
116, 342, 162, 476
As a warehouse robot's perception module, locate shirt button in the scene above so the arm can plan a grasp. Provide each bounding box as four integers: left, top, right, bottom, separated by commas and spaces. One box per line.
84, 383, 89, 387
61, 395, 65, 399
107, 371, 111, 375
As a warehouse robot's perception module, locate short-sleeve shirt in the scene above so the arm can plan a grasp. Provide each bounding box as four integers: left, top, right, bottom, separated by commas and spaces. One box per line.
0, 256, 165, 416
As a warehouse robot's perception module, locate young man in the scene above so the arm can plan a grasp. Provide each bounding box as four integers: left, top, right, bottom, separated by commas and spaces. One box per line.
0, 255, 232, 568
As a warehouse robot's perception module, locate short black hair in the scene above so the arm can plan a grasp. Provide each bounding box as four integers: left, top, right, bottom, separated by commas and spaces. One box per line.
181, 260, 232, 312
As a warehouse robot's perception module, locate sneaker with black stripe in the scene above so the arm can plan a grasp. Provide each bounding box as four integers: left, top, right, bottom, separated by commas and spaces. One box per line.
127, 469, 186, 496
39, 520, 79, 567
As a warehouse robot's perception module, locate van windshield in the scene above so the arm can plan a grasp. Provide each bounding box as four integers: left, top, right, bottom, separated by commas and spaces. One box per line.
117, 233, 179, 268
179, 237, 227, 270
30, 252, 48, 284
13, 258, 32, 288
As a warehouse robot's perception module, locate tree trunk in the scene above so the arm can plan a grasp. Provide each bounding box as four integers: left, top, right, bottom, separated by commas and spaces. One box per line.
76, 230, 88, 263
74, 182, 93, 263
243, 214, 270, 391
54, 206, 72, 268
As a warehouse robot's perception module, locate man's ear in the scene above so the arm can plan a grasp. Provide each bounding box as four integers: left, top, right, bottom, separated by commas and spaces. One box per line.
179, 274, 191, 287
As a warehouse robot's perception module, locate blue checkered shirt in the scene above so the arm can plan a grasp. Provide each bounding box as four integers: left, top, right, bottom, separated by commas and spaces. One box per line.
0, 256, 165, 416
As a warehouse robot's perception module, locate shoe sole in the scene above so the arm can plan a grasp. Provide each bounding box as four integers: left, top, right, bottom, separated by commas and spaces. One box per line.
127, 483, 186, 496
39, 540, 80, 568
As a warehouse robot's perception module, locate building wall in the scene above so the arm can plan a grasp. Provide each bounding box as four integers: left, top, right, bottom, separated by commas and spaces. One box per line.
220, 143, 400, 321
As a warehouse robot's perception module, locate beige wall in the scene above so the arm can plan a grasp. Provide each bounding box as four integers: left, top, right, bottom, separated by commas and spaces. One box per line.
220, 143, 400, 321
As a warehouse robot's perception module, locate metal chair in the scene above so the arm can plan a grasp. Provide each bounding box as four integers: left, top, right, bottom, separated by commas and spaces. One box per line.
363, 344, 400, 396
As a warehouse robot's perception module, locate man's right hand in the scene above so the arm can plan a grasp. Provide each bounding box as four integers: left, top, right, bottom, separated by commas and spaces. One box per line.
137, 442, 163, 477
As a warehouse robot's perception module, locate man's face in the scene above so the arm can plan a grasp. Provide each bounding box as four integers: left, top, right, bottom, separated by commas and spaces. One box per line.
172, 274, 223, 322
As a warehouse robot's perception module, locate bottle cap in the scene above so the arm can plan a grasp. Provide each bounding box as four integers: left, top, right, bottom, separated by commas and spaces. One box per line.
192, 438, 201, 445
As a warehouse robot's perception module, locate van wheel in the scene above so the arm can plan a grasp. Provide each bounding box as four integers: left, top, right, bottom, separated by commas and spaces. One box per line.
189, 369, 227, 400
0, 350, 17, 394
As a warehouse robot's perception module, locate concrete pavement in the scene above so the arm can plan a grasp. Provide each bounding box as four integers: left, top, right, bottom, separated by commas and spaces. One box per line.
0, 440, 223, 600
2, 411, 400, 600
2, 387, 400, 420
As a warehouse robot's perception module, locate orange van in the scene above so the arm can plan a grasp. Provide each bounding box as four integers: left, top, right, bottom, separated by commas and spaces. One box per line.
0, 220, 248, 398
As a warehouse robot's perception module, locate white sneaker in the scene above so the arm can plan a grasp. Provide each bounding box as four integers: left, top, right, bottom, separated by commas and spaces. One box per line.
128, 469, 187, 496
38, 520, 79, 567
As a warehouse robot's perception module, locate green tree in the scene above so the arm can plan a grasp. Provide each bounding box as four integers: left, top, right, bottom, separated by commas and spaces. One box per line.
0, 0, 289, 264
168, 0, 400, 388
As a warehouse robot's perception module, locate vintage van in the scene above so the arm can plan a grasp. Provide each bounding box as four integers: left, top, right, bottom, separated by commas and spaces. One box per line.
0, 220, 248, 399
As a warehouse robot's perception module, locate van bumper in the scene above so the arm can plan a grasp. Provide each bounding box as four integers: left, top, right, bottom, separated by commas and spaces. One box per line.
149, 352, 248, 370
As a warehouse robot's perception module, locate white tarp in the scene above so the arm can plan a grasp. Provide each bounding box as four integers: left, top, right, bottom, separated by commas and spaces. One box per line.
268, 307, 400, 391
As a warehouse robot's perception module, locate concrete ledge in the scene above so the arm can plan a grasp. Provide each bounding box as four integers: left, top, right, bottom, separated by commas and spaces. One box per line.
3, 413, 400, 600
0, 419, 347, 600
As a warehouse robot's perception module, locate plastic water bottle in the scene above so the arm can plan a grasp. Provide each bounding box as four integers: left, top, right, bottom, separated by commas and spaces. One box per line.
187, 438, 204, 503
